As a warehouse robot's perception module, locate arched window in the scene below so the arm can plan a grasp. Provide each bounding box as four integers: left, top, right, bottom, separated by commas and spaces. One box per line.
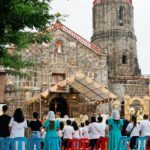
119, 5, 124, 26
55, 40, 63, 53
122, 55, 127, 64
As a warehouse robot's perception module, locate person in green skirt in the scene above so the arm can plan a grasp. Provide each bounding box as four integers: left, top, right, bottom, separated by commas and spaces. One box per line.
108, 110, 123, 150
43, 111, 60, 150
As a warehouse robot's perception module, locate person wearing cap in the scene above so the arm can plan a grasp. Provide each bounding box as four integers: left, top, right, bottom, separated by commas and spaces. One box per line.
108, 110, 123, 150
43, 111, 60, 150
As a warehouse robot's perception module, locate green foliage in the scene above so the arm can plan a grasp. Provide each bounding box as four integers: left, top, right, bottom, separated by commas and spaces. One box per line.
0, 0, 50, 35
0, 0, 58, 77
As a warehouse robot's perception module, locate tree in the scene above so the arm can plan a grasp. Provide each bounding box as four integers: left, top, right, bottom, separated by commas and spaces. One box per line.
0, 0, 58, 77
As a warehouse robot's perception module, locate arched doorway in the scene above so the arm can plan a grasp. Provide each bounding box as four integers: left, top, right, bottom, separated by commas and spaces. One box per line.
49, 95, 68, 118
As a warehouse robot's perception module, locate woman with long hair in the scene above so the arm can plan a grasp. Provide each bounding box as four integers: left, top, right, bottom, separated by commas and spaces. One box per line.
108, 110, 123, 150
126, 115, 140, 150
43, 111, 60, 150
9, 108, 27, 138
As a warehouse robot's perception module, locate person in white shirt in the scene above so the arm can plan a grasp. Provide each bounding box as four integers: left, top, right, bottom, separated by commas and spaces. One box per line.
139, 114, 150, 150
62, 120, 74, 148
88, 116, 100, 150
9, 108, 27, 138
139, 114, 150, 136
9, 108, 27, 150
126, 115, 140, 150
97, 116, 106, 137
72, 121, 80, 139
82, 120, 90, 139
79, 122, 84, 138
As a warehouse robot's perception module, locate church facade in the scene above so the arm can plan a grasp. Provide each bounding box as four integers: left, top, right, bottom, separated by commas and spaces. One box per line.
4, 0, 149, 117
5, 23, 108, 117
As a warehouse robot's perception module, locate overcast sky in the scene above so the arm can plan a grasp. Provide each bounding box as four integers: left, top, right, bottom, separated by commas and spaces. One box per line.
51, 0, 150, 75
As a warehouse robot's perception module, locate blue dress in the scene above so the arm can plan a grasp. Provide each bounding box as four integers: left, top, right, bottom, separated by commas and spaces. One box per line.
43, 119, 60, 150
108, 118, 123, 150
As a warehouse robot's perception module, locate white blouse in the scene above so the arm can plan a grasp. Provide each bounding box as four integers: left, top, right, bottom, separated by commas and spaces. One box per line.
82, 126, 90, 139
73, 130, 80, 139
9, 118, 27, 138
126, 122, 140, 137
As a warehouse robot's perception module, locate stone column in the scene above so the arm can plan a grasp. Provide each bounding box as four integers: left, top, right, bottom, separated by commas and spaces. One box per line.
124, 95, 131, 120
0, 70, 6, 103
142, 96, 150, 118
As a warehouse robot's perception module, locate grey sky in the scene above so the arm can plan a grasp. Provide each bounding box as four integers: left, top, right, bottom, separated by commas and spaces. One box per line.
51, 0, 150, 75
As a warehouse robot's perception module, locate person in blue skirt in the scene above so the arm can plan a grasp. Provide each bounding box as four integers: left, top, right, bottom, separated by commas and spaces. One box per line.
108, 110, 123, 150
43, 111, 60, 150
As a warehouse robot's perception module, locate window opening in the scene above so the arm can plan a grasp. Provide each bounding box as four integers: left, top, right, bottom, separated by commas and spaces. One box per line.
122, 55, 127, 64
119, 5, 124, 26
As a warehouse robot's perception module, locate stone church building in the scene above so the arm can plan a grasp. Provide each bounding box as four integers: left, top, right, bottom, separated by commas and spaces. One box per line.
3, 0, 149, 117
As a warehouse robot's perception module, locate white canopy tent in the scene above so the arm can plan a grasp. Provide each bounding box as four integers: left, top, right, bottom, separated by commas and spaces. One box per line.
25, 72, 116, 104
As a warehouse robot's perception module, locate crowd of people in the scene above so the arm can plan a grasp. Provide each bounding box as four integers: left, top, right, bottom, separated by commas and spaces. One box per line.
0, 105, 150, 150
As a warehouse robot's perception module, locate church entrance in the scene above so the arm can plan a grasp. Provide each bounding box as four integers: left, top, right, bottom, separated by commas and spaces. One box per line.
49, 95, 68, 118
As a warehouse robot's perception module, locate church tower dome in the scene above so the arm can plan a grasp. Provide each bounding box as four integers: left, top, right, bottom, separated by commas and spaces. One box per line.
91, 0, 141, 79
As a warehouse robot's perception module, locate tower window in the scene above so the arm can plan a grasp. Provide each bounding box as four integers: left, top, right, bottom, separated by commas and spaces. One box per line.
55, 40, 63, 53
119, 5, 124, 26
122, 55, 127, 64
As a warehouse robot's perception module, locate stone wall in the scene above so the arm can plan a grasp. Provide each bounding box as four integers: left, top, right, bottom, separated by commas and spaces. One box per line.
20, 29, 107, 95
109, 77, 149, 101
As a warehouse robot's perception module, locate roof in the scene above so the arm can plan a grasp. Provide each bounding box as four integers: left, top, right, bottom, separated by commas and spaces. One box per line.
93, 0, 132, 6
48, 23, 102, 55
25, 72, 116, 104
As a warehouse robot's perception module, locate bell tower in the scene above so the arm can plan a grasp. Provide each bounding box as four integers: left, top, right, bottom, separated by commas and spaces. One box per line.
91, 0, 141, 79
92, 0, 149, 99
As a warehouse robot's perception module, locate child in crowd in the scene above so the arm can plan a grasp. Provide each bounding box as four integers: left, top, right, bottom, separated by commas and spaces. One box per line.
79, 122, 85, 138
82, 120, 90, 139
97, 116, 106, 138
62, 120, 74, 148
57, 121, 64, 138
72, 121, 80, 139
